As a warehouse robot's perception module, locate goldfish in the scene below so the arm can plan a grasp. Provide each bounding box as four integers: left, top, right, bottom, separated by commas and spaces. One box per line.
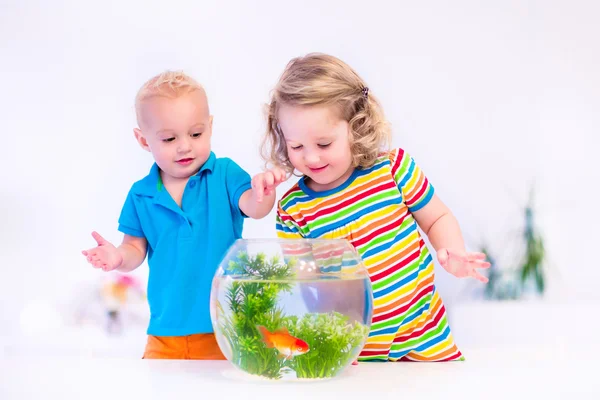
257, 325, 310, 360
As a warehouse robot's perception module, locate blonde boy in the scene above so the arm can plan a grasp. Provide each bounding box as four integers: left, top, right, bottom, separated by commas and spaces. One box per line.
82, 71, 285, 359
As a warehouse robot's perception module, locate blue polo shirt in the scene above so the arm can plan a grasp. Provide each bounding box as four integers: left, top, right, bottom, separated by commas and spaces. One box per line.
117, 152, 252, 336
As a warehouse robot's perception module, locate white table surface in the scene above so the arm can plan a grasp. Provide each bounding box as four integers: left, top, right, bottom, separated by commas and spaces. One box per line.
1, 346, 598, 400
3, 301, 600, 399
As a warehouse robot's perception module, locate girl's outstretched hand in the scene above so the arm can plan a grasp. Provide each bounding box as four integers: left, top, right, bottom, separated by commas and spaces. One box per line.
437, 249, 491, 283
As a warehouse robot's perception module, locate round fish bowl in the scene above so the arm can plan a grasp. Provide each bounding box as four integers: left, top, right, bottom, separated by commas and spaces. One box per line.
210, 238, 373, 381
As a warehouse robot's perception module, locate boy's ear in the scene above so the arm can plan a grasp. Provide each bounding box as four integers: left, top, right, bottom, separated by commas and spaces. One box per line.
133, 128, 151, 152
209, 115, 214, 129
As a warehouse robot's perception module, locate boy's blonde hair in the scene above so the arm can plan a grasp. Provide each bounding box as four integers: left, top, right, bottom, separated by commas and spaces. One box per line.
134, 70, 206, 126
261, 53, 391, 174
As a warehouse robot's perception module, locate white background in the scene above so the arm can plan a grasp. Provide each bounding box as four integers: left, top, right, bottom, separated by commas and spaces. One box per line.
1, 0, 598, 352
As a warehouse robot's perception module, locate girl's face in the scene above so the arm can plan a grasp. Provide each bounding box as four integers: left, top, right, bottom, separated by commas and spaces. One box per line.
278, 104, 354, 192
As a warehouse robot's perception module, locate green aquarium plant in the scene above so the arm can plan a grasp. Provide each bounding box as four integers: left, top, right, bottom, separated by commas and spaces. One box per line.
483, 187, 547, 300
218, 252, 295, 379
282, 312, 369, 379
216, 251, 369, 380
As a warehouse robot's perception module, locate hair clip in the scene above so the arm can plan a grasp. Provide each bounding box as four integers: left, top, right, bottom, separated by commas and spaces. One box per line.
362, 86, 369, 99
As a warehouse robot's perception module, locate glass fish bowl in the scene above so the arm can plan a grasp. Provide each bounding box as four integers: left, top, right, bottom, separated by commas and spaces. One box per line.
210, 238, 373, 381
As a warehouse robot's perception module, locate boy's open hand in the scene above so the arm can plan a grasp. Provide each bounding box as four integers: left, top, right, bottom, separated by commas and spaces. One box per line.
251, 167, 287, 203
437, 249, 491, 283
81, 231, 123, 272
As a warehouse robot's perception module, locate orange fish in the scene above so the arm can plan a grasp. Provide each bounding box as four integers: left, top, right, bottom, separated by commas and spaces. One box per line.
257, 325, 310, 360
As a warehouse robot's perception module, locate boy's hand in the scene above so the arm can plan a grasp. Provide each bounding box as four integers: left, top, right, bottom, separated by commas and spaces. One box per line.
437, 249, 491, 283
251, 167, 287, 203
82, 231, 123, 272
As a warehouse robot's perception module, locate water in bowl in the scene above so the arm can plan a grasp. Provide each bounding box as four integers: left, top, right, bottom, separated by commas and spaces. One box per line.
210, 239, 373, 381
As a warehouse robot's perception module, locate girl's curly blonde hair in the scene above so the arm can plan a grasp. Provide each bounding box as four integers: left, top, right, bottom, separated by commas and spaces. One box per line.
261, 53, 391, 175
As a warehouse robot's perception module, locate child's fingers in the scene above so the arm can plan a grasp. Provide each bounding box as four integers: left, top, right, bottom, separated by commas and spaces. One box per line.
100, 262, 114, 271
84, 249, 106, 269
468, 260, 490, 270
91, 231, 108, 246
272, 169, 281, 183
470, 269, 489, 283
90, 255, 103, 264
467, 252, 487, 261
83, 247, 98, 257
264, 171, 275, 188
275, 168, 286, 183
89, 250, 109, 264
452, 252, 468, 264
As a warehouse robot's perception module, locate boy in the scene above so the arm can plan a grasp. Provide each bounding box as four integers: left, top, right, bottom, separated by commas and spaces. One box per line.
82, 71, 285, 359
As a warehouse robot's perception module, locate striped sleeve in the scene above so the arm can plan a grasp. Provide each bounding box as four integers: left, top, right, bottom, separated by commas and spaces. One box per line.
275, 202, 306, 239
389, 148, 435, 212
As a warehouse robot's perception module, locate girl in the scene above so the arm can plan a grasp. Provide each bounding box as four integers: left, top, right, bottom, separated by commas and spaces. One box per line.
261, 53, 490, 362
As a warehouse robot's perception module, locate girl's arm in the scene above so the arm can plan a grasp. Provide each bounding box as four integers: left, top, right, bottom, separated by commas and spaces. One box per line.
413, 195, 490, 282
412, 195, 465, 251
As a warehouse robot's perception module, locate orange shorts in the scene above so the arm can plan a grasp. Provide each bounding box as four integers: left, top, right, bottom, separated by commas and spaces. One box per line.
143, 333, 226, 360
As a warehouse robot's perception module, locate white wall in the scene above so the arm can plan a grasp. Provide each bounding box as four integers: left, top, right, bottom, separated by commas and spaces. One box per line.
1, 0, 598, 338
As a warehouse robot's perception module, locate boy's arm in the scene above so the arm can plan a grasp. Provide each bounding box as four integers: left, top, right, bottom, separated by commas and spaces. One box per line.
116, 234, 147, 272
82, 232, 146, 272
239, 168, 286, 219
239, 189, 276, 219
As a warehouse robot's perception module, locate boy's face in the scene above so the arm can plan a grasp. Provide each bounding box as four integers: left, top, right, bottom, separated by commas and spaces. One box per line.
134, 90, 213, 182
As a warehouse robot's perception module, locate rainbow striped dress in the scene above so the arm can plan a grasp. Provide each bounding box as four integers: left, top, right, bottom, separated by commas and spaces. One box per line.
276, 148, 464, 362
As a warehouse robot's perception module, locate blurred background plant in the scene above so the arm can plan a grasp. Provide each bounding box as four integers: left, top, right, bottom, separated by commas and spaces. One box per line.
481, 186, 548, 300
